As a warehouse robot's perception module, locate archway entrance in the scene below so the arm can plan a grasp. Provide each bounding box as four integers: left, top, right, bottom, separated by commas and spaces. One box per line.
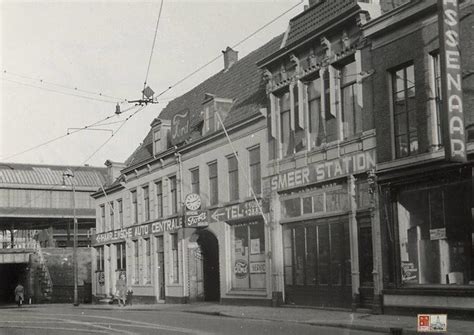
196, 230, 220, 301
0, 263, 28, 304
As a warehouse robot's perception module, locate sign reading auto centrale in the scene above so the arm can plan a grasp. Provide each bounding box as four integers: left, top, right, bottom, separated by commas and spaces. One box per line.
438, 0, 466, 162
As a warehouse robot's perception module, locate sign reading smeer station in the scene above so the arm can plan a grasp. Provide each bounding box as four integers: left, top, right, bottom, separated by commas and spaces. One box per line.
270, 149, 376, 191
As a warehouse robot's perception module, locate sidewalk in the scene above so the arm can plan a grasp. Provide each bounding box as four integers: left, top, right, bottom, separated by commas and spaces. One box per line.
82, 302, 474, 334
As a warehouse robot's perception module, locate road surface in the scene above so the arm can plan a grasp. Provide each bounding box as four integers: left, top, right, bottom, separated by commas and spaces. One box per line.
0, 305, 386, 335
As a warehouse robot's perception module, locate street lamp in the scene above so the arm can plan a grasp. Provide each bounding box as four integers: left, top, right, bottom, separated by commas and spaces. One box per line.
63, 169, 79, 307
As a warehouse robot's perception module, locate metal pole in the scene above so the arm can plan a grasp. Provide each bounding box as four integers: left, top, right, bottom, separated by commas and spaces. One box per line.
71, 177, 79, 306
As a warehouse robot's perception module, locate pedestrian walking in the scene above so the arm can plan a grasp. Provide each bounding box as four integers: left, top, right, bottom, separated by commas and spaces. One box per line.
14, 283, 24, 307
115, 273, 127, 307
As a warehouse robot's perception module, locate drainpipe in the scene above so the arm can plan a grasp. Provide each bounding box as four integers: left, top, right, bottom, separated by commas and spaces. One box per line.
175, 150, 188, 299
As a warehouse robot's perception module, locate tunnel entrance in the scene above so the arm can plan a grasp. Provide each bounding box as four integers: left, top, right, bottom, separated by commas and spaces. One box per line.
0, 263, 29, 304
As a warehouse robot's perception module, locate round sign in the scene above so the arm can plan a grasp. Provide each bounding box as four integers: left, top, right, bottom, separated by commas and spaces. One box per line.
185, 193, 201, 211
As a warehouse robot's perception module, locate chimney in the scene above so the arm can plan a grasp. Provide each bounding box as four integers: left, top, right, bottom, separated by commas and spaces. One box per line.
222, 47, 238, 71
104, 160, 126, 185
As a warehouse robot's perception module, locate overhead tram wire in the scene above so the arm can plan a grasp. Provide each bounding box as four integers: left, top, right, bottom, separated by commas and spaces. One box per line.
144, 0, 164, 88
2, 104, 149, 216
154, 0, 303, 100
0, 104, 140, 162
2, 70, 126, 103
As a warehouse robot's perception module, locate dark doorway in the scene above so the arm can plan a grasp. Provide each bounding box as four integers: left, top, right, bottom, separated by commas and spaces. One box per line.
197, 230, 220, 301
0, 263, 28, 304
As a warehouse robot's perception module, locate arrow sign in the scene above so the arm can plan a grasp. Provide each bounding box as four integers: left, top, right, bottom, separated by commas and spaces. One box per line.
210, 208, 226, 222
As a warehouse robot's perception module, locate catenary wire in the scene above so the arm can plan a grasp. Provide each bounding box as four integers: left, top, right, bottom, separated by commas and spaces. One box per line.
154, 0, 303, 100
2, 70, 126, 102
1, 77, 118, 104
144, 0, 165, 87
0, 105, 140, 162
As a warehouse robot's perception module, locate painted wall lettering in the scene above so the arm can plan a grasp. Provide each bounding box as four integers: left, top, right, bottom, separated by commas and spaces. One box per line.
270, 149, 376, 191
438, 0, 466, 162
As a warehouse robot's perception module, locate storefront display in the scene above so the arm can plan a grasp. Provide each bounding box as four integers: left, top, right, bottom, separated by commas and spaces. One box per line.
230, 220, 266, 290
396, 178, 473, 286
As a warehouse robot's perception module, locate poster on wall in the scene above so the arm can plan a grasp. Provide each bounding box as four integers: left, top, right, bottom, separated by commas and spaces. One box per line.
234, 259, 248, 279
235, 240, 243, 255
250, 262, 265, 274
401, 261, 418, 283
250, 238, 260, 254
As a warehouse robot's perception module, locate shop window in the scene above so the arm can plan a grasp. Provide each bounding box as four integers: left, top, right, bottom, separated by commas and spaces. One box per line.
171, 233, 179, 283
281, 187, 347, 219
190, 168, 200, 194
134, 240, 139, 284
230, 221, 266, 290
397, 180, 473, 285
208, 162, 218, 206
340, 61, 362, 139
96, 246, 104, 272
248, 146, 261, 195
131, 190, 138, 224
117, 199, 123, 228
116, 242, 126, 271
143, 186, 150, 221
392, 63, 418, 158
326, 189, 349, 212
109, 202, 114, 231
145, 238, 151, 284
283, 220, 351, 288
228, 155, 239, 201
155, 181, 163, 218
169, 176, 177, 214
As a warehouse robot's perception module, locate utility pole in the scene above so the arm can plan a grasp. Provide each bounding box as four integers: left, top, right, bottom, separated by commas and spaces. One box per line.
63, 169, 79, 306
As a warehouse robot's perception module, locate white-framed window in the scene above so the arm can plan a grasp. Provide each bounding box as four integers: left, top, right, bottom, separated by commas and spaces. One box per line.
109, 202, 114, 231
391, 63, 418, 158
117, 199, 123, 228
131, 190, 138, 224
155, 181, 163, 218
248, 146, 261, 195
169, 176, 177, 214
143, 185, 150, 221
145, 238, 152, 284
429, 52, 443, 149
228, 155, 239, 201
208, 161, 218, 206
190, 168, 200, 194
99, 204, 105, 232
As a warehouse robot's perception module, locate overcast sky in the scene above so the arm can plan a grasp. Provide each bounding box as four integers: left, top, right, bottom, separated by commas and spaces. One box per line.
0, 0, 304, 168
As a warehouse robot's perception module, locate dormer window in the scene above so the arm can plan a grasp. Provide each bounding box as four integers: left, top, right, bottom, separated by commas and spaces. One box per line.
202, 94, 233, 136
151, 118, 171, 155
153, 128, 161, 155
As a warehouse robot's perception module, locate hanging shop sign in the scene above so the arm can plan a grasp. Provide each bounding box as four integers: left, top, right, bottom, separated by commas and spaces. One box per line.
438, 0, 466, 162
92, 217, 182, 245
270, 149, 376, 191
208, 199, 266, 223
184, 210, 208, 228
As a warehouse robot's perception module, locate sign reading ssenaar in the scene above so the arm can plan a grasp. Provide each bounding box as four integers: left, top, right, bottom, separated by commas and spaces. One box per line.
171, 108, 191, 145
270, 149, 375, 191
93, 217, 182, 245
